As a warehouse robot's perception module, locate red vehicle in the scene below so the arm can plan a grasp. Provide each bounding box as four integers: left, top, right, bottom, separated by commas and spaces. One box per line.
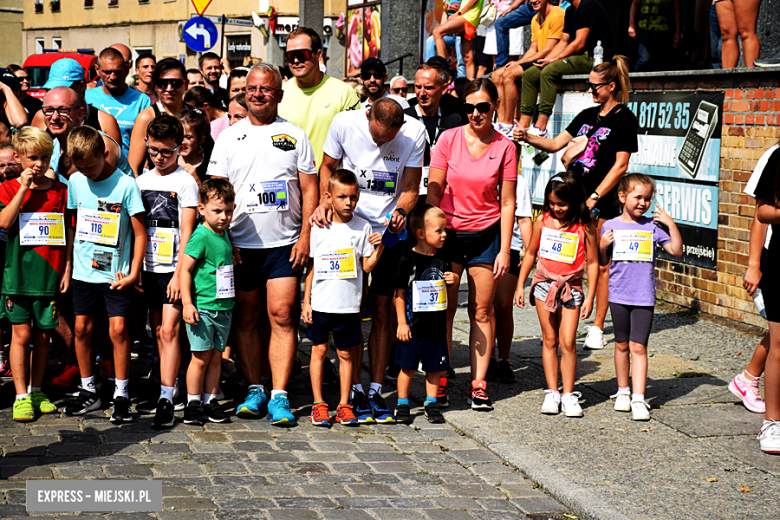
22, 51, 98, 99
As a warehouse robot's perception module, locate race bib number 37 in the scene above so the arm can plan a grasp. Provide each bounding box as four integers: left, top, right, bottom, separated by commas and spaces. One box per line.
76, 209, 120, 246
539, 228, 579, 264
358, 169, 398, 196
612, 230, 653, 262
19, 212, 66, 246
247, 180, 289, 213
412, 280, 447, 312
315, 249, 357, 280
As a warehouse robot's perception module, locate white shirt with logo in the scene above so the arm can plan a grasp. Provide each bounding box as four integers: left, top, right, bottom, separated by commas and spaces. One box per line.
323, 110, 426, 234
208, 117, 317, 249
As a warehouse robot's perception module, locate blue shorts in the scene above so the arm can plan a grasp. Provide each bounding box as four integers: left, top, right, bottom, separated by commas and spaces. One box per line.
235, 244, 299, 292
72, 280, 132, 318
396, 335, 449, 373
307, 311, 361, 349
142, 271, 179, 308
440, 223, 500, 267
509, 249, 521, 277
186, 308, 232, 352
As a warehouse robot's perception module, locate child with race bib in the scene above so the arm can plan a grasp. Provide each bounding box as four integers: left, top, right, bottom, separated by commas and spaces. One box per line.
0, 127, 71, 422
515, 172, 598, 417
303, 169, 384, 427
599, 173, 682, 421
394, 204, 458, 424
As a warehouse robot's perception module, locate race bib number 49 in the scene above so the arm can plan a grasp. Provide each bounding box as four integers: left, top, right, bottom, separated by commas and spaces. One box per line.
539, 227, 579, 264
76, 209, 120, 246
412, 280, 447, 312
19, 212, 66, 246
247, 180, 289, 213
358, 169, 398, 196
612, 230, 653, 262
315, 249, 357, 280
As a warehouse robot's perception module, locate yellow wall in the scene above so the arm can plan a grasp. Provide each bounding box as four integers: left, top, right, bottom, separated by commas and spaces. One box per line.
0, 0, 23, 64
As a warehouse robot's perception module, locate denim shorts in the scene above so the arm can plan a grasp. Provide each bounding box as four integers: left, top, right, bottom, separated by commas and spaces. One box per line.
440, 223, 501, 267
185, 308, 232, 352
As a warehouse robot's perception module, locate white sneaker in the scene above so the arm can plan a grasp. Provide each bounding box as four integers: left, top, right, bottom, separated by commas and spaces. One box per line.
583, 326, 606, 350
526, 124, 548, 138
758, 421, 780, 454
631, 399, 651, 421
561, 392, 583, 417
541, 391, 561, 415
493, 122, 515, 138
611, 389, 631, 412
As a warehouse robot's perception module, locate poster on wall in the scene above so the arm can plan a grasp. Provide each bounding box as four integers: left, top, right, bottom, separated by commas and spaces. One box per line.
345, 3, 381, 77
522, 91, 724, 270
346, 7, 364, 76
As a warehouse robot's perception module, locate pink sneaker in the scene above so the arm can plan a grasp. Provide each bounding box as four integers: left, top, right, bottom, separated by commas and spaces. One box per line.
729, 373, 766, 413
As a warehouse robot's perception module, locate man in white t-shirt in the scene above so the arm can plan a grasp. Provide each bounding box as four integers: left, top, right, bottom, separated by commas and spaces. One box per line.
208, 63, 319, 427
315, 97, 426, 423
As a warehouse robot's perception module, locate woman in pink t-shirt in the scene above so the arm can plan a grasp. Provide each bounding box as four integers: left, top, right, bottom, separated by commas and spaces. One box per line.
428, 78, 517, 412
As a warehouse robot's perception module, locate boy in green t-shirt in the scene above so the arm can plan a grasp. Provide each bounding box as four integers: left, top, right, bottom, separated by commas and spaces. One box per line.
0, 127, 73, 422
180, 178, 235, 425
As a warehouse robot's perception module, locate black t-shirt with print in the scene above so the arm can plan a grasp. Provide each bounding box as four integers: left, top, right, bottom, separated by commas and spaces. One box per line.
395, 249, 451, 338
754, 153, 780, 256
565, 104, 639, 218
565, 0, 613, 59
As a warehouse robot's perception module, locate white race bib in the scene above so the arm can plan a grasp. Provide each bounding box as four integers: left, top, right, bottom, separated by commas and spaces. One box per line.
315, 249, 357, 280
19, 212, 66, 246
246, 180, 289, 213
357, 169, 398, 196
539, 227, 579, 265
412, 280, 448, 312
612, 230, 653, 262
216, 264, 235, 299
76, 209, 120, 246
148, 230, 174, 264
419, 166, 430, 195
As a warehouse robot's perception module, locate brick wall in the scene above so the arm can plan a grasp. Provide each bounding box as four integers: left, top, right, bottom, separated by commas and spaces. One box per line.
560, 70, 780, 327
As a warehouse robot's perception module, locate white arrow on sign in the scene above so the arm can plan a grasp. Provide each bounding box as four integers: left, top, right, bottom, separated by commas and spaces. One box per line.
186, 23, 211, 48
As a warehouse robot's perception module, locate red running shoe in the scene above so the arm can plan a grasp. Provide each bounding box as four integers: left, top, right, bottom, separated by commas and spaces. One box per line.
51, 364, 80, 388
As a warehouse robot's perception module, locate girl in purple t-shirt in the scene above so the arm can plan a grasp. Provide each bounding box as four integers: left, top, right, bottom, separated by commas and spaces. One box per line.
598, 173, 682, 421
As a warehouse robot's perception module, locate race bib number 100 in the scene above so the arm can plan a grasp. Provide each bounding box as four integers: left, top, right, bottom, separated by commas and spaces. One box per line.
412, 280, 447, 312
315, 249, 357, 280
358, 169, 398, 196
539, 227, 579, 264
19, 212, 66, 246
76, 209, 119, 246
247, 180, 289, 213
612, 230, 653, 262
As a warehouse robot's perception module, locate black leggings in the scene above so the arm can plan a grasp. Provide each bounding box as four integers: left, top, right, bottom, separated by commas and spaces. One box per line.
610, 303, 654, 346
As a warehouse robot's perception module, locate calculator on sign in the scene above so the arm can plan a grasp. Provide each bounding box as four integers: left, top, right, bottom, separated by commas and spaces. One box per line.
678, 101, 718, 179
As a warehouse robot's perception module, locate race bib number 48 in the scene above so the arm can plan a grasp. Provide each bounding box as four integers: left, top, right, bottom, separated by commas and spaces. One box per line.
412, 280, 447, 312
247, 180, 289, 213
358, 169, 398, 196
76, 209, 120, 246
539, 227, 579, 264
19, 212, 66, 246
612, 230, 653, 262
315, 249, 357, 280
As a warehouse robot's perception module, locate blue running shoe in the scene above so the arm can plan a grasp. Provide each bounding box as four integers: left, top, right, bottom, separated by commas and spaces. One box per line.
369, 392, 396, 424
351, 391, 375, 424
236, 387, 268, 418
267, 394, 296, 426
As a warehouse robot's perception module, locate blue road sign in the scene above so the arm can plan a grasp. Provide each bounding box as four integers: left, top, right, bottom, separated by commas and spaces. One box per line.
183, 16, 219, 53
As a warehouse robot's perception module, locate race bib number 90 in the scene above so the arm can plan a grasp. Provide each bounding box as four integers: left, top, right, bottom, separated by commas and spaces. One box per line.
539, 227, 579, 265
412, 280, 447, 312
76, 209, 120, 246
19, 212, 66, 246
358, 169, 398, 196
612, 230, 653, 262
247, 180, 289, 213
315, 249, 357, 280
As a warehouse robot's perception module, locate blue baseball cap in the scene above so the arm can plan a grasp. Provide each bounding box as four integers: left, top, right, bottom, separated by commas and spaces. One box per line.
43, 58, 86, 89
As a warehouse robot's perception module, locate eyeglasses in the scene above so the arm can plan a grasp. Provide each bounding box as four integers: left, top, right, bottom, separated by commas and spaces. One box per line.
464, 102, 492, 114
361, 71, 383, 80
284, 48, 314, 63
391, 87, 406, 94
42, 106, 77, 117
17, 76, 29, 82
586, 81, 610, 92
246, 85, 281, 97
146, 144, 180, 158
154, 78, 185, 90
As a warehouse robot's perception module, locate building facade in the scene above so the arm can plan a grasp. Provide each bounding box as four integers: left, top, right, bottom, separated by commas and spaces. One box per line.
1, 0, 24, 65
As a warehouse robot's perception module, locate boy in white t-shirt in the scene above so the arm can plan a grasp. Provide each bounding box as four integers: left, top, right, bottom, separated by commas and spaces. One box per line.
302, 169, 384, 427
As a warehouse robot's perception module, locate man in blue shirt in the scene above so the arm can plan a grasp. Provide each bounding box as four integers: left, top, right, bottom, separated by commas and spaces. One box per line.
85, 47, 151, 156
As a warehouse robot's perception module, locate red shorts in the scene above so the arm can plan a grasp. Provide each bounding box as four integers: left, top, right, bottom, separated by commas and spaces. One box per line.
453, 16, 477, 40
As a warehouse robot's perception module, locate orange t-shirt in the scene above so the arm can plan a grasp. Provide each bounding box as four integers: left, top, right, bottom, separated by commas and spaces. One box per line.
537, 212, 586, 277
531, 6, 566, 47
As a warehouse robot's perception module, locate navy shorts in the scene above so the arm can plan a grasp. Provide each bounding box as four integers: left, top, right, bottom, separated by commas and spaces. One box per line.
369, 242, 403, 297
396, 335, 449, 373
307, 311, 361, 349
72, 279, 132, 318
235, 244, 300, 293
142, 271, 179, 308
440, 223, 500, 267
509, 249, 521, 277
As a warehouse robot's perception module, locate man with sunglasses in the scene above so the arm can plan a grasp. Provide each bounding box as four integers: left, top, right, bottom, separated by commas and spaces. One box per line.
85, 48, 151, 157
279, 27, 361, 171
360, 58, 410, 110
389, 76, 408, 98
209, 63, 319, 427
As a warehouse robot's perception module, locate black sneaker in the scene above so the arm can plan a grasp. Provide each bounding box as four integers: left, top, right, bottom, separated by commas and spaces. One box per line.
152, 398, 175, 429
110, 396, 134, 423
395, 403, 412, 424
64, 389, 102, 416
350, 391, 375, 424
486, 357, 498, 382
203, 402, 231, 423
183, 400, 205, 425
323, 357, 339, 386
497, 359, 516, 383
369, 392, 396, 424
136, 399, 158, 415
425, 402, 445, 423
467, 381, 494, 411
755, 55, 780, 68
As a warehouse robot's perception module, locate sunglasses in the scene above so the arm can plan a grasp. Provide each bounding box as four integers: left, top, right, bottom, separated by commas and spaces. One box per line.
391, 87, 406, 94
154, 78, 185, 90
464, 102, 492, 114
361, 71, 383, 80
147, 144, 180, 159
284, 48, 314, 63
586, 81, 610, 92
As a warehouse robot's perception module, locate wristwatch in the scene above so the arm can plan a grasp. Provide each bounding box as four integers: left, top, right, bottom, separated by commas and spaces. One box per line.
394, 208, 407, 218
590, 192, 601, 201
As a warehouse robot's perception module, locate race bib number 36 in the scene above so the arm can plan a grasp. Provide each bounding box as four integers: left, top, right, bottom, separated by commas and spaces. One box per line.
315, 249, 357, 280
358, 169, 398, 196
612, 230, 653, 262
539, 228, 579, 264
247, 180, 289, 213
19, 212, 66, 246
412, 280, 447, 312
76, 209, 120, 246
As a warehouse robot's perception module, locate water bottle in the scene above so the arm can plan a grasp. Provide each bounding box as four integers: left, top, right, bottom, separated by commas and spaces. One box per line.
593, 41, 603, 66
743, 273, 767, 319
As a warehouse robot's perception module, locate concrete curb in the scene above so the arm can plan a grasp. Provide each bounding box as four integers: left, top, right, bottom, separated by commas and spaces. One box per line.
443, 415, 632, 520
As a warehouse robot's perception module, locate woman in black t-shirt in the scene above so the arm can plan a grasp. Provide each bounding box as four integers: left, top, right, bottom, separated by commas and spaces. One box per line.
513, 55, 638, 349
